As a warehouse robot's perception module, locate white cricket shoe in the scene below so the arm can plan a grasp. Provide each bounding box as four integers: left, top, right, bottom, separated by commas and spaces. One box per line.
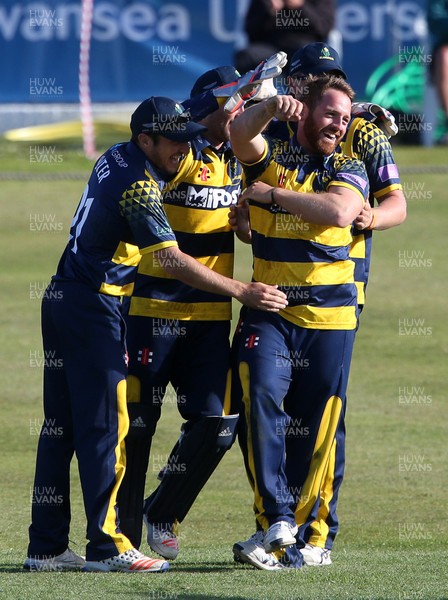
23, 547, 86, 571
82, 548, 169, 572
233, 531, 284, 571
263, 521, 298, 552
300, 543, 332, 566
145, 516, 179, 560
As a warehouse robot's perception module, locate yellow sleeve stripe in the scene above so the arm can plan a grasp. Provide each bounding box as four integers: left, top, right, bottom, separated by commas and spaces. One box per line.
139, 240, 178, 255
374, 183, 403, 199
239, 138, 269, 167
111, 242, 141, 266
328, 181, 366, 207
99, 281, 134, 297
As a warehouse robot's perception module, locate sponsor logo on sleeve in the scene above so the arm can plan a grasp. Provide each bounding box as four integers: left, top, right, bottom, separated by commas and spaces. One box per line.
378, 164, 399, 182
338, 172, 368, 191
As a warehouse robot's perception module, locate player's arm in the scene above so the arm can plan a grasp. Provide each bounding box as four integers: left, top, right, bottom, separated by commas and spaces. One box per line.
126, 177, 286, 311
348, 118, 406, 230
154, 246, 287, 312
355, 189, 407, 231
229, 95, 302, 164
239, 180, 364, 228
228, 200, 252, 243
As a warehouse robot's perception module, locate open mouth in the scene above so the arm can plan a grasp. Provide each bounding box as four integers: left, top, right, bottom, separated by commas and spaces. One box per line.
171, 153, 185, 164
322, 130, 338, 142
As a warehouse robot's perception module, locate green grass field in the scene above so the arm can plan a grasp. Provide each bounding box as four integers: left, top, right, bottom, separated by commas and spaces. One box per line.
0, 136, 447, 600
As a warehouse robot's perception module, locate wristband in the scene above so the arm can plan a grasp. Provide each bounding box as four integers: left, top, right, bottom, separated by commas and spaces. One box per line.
270, 187, 280, 213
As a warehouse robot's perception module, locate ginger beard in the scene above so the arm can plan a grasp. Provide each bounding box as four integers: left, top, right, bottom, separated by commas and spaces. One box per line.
301, 111, 345, 156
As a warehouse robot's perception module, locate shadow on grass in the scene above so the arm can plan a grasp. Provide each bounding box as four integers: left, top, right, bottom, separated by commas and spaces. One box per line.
119, 594, 448, 600
167, 561, 235, 574
0, 565, 25, 573
0, 561, 235, 575
120, 595, 250, 600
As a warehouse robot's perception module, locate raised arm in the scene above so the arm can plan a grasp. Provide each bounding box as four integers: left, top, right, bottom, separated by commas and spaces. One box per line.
229, 95, 303, 164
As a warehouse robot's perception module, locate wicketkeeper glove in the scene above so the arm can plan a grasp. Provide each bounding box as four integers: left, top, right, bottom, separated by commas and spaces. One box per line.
351, 102, 398, 138
213, 52, 287, 114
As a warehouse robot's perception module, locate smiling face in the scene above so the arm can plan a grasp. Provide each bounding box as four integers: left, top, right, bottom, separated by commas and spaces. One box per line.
298, 89, 351, 156
138, 133, 190, 176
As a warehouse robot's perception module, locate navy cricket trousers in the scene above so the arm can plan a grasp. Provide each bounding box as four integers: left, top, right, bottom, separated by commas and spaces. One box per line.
28, 280, 133, 561
236, 309, 355, 541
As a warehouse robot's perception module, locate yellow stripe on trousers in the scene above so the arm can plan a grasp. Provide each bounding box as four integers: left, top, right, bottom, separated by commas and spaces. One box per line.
239, 361, 269, 531
101, 378, 134, 554
222, 368, 232, 416
306, 437, 337, 548
294, 395, 342, 528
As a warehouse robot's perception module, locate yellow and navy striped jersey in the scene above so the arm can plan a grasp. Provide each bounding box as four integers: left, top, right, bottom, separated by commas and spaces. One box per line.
54, 141, 177, 296
341, 117, 402, 306
243, 133, 369, 330
128, 138, 243, 321
269, 118, 403, 307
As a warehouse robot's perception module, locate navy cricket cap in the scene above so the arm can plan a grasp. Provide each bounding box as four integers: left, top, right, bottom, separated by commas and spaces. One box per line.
288, 43, 347, 79
190, 65, 241, 98
130, 96, 207, 142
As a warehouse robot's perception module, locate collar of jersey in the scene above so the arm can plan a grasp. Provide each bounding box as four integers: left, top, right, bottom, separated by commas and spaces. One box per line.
192, 135, 231, 155
125, 140, 169, 189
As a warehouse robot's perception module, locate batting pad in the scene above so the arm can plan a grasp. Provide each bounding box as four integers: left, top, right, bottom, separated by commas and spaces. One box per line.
144, 414, 239, 524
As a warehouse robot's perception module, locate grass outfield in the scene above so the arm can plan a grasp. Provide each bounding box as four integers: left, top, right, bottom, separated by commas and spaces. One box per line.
0, 138, 447, 600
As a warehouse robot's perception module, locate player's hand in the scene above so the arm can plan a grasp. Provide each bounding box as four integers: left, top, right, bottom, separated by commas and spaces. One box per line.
264, 95, 303, 121
351, 102, 398, 138
237, 282, 288, 312
239, 181, 276, 204
216, 51, 288, 114
229, 200, 252, 243
354, 202, 375, 230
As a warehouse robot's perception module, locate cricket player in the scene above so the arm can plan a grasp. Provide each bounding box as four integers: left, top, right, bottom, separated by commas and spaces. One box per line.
232, 44, 406, 570
24, 95, 287, 573
116, 56, 288, 557
228, 74, 371, 570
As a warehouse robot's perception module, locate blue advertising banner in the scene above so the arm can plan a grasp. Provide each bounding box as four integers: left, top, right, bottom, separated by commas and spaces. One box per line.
0, 0, 248, 103
0, 0, 429, 106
